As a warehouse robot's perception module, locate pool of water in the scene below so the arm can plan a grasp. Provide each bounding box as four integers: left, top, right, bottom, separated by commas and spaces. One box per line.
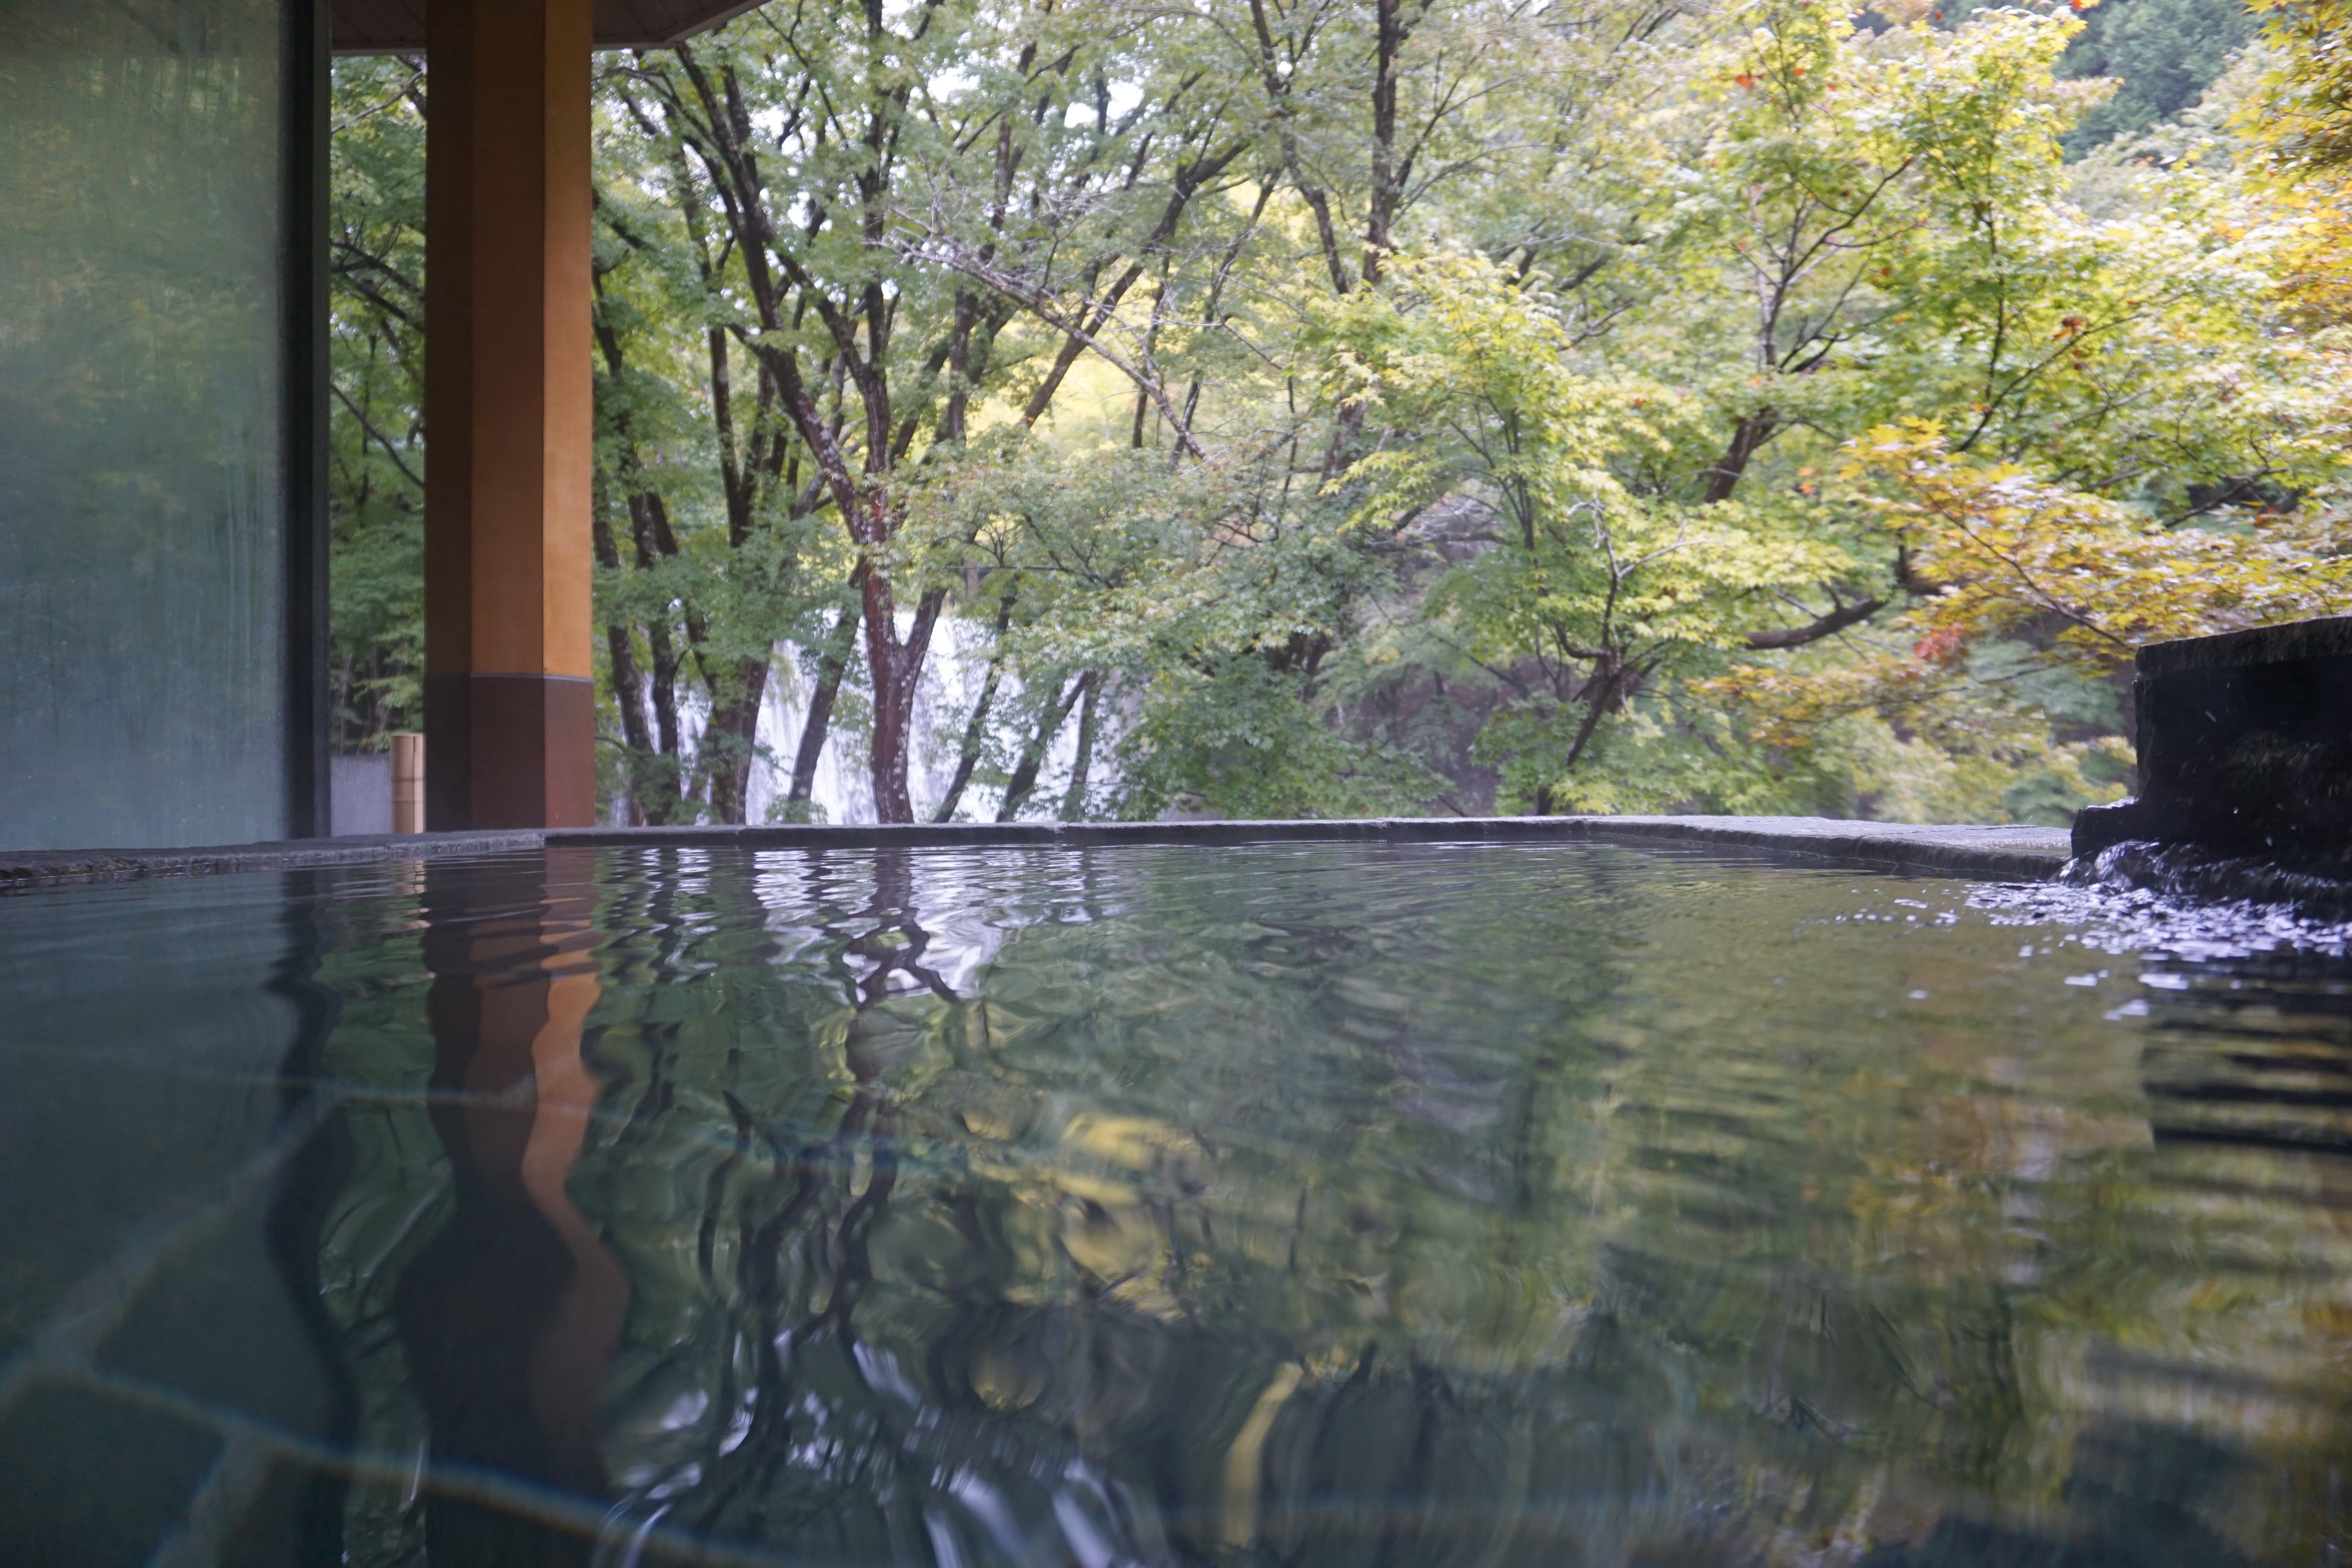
3, 842, 2350, 1566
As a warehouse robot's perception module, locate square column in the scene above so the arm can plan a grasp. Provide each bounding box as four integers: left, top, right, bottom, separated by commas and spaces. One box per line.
424, 0, 597, 829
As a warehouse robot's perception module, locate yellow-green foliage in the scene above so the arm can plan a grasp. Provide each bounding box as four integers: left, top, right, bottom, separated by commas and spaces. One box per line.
1704, 423, 2352, 818
319, 0, 2352, 825
1319, 252, 1860, 811
2247, 0, 2352, 178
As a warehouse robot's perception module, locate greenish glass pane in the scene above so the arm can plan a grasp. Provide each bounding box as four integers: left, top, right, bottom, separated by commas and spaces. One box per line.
0, 0, 290, 849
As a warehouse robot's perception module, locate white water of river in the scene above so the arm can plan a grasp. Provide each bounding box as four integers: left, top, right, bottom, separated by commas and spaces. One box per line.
621, 613, 1098, 826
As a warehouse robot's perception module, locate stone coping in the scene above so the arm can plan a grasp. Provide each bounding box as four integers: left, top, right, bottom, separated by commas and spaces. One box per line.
1, 815, 2071, 891
0, 831, 552, 891
2136, 613, 2352, 676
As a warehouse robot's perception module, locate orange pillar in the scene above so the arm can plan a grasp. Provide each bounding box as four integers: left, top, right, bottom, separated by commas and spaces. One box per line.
424, 0, 598, 830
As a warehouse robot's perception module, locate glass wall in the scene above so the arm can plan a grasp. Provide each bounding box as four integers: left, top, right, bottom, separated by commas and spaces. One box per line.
0, 0, 301, 849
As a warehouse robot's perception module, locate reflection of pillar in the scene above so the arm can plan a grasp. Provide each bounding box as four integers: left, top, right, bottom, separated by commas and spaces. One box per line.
394, 851, 624, 1564
422, 0, 597, 829
263, 879, 360, 1561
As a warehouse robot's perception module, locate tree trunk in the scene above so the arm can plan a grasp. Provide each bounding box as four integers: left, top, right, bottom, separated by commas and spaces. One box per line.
592, 505, 654, 827
933, 588, 1018, 823
643, 622, 688, 820
787, 598, 861, 815
1702, 410, 1778, 504
620, 495, 691, 823
860, 569, 945, 824
1560, 658, 1628, 777
702, 655, 771, 824
996, 675, 1085, 822
1059, 672, 1102, 821
1364, 0, 1407, 285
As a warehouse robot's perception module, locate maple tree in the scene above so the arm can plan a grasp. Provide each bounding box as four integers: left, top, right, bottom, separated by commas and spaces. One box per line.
326, 0, 2352, 824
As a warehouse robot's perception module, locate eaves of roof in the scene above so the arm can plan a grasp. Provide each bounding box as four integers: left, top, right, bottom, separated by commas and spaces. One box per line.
330, 0, 767, 53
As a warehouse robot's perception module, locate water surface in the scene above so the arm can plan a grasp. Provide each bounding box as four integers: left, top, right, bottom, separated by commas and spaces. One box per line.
2, 842, 2349, 1566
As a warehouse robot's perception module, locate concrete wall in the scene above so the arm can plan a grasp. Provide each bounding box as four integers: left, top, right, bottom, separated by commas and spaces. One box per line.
2074, 615, 2352, 859
332, 754, 392, 837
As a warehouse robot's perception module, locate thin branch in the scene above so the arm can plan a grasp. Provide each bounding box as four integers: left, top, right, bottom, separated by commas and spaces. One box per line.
332, 383, 423, 491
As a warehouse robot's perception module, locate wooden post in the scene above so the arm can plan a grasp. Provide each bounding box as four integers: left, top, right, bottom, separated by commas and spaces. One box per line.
423, 0, 597, 829
390, 732, 425, 834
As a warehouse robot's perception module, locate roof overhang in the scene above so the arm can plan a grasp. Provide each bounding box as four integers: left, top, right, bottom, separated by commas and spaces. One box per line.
330, 0, 769, 53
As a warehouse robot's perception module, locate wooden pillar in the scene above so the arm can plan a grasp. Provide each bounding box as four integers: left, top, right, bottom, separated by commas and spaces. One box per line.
424, 0, 597, 830
391, 731, 426, 833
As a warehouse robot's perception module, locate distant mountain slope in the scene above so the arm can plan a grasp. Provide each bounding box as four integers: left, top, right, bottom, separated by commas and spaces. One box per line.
2058, 0, 2252, 151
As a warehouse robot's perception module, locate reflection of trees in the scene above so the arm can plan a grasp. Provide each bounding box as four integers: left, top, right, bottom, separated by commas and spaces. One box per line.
2115, 947, 2352, 1566
299, 847, 2352, 1566
600, 849, 1159, 1561
312, 845, 1687, 1563
572, 845, 1666, 1563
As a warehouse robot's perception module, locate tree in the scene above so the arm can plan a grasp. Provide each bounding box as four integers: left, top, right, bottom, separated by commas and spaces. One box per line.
324, 0, 2352, 828
1329, 0, 2352, 818
2057, 0, 2251, 152
327, 56, 428, 755
589, 100, 850, 824
617, 0, 1240, 821
2245, 0, 2352, 176
1707, 422, 2352, 811
1316, 253, 1862, 810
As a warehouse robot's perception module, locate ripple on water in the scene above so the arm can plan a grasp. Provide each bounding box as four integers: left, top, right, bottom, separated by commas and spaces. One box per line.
5, 841, 2352, 1566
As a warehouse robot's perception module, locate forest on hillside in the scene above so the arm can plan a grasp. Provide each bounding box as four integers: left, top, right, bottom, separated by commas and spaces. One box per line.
326, 0, 2352, 826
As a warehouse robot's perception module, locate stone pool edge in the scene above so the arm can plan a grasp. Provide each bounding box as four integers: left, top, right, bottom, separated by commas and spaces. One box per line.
0, 816, 2072, 891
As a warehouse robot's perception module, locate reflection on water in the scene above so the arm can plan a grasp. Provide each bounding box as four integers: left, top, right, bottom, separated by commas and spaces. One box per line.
3, 843, 2352, 1565
389, 851, 621, 1564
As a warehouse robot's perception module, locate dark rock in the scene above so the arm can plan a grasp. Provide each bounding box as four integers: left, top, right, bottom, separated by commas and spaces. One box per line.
2073, 615, 2352, 859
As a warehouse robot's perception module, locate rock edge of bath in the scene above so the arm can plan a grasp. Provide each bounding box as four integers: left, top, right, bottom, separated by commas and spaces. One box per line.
0, 815, 2071, 890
